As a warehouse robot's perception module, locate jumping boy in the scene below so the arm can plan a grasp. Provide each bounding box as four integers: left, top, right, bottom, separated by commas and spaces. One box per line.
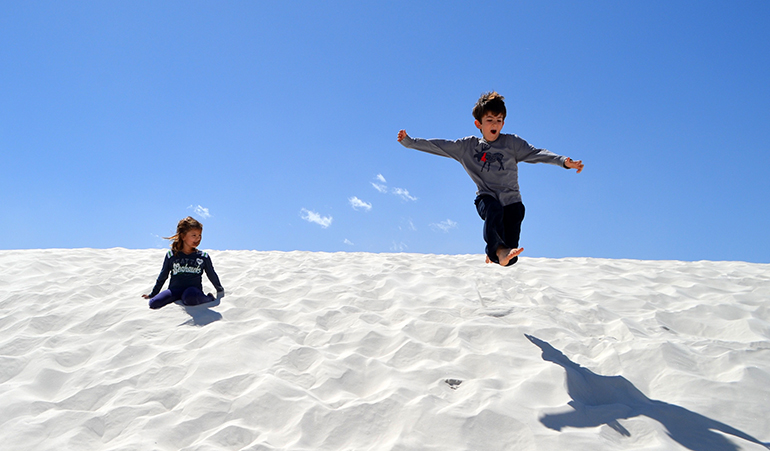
397, 91, 584, 266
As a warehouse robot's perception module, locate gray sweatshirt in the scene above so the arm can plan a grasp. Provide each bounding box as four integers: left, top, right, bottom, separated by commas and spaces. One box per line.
399, 133, 568, 206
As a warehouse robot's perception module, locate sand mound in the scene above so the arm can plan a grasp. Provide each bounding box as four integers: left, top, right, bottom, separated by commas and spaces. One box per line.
1, 249, 768, 450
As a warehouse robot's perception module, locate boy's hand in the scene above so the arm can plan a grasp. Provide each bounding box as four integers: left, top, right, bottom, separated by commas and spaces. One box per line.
565, 157, 584, 173
397, 130, 408, 142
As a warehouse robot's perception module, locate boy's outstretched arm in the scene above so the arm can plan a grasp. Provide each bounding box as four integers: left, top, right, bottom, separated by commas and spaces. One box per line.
396, 129, 465, 159
564, 157, 584, 174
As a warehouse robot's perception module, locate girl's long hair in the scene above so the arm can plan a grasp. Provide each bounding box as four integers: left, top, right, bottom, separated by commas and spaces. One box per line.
165, 216, 203, 254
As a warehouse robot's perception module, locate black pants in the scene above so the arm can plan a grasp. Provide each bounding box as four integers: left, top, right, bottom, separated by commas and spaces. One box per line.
475, 195, 525, 266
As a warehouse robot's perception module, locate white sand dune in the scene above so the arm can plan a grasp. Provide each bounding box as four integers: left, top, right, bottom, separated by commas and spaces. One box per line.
1, 249, 769, 451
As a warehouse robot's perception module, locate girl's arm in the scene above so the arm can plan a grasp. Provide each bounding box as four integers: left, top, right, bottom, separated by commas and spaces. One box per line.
203, 255, 225, 297
143, 252, 172, 298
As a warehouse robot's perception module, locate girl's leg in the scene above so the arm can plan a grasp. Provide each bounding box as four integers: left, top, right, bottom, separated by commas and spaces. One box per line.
148, 289, 179, 310
181, 287, 215, 306
475, 195, 506, 264
501, 202, 526, 267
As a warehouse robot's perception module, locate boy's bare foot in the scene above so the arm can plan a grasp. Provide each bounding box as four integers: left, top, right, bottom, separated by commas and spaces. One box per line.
485, 247, 524, 266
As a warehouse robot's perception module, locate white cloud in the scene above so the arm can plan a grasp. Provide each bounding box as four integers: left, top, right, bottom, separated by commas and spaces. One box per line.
371, 182, 388, 193
349, 196, 372, 211
392, 188, 418, 202
372, 174, 388, 193
371, 174, 417, 201
300, 208, 333, 228
188, 204, 211, 219
430, 219, 458, 233
343, 239, 354, 246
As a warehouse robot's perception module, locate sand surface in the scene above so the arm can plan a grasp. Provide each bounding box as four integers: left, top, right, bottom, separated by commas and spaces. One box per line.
1, 249, 769, 450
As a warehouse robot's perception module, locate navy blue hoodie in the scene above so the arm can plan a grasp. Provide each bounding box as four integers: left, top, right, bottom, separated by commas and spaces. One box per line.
149, 250, 224, 298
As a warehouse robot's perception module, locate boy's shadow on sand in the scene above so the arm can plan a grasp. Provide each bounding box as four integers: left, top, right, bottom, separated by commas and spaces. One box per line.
178, 295, 223, 327
526, 335, 769, 451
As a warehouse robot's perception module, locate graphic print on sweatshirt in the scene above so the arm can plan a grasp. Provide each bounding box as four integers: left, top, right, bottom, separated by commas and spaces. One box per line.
474, 143, 505, 172
172, 257, 204, 276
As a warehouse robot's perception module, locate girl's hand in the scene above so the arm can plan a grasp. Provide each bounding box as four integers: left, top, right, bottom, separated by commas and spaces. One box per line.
397, 130, 408, 142
142, 294, 151, 299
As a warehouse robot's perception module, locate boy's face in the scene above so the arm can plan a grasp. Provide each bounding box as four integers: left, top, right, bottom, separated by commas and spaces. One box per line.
475, 112, 505, 142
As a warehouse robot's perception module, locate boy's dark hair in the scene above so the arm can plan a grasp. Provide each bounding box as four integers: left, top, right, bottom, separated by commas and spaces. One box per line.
472, 91, 507, 121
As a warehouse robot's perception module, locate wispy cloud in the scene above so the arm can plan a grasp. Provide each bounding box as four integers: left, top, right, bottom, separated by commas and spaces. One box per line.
372, 174, 417, 201
188, 204, 211, 219
392, 188, 418, 202
399, 218, 417, 231
371, 174, 388, 193
430, 219, 458, 233
349, 196, 372, 211
300, 208, 332, 228
371, 182, 388, 193
343, 239, 354, 246
390, 241, 408, 252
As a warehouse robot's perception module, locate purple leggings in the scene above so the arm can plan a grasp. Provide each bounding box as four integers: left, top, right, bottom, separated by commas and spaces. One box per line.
148, 287, 215, 309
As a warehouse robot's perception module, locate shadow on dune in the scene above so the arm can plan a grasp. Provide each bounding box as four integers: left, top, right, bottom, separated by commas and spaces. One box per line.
179, 296, 223, 327
526, 335, 769, 451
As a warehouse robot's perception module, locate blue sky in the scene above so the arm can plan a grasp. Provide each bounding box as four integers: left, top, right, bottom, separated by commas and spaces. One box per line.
2, 1, 768, 263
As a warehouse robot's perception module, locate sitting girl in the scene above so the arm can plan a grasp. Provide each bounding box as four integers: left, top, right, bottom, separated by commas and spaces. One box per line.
143, 216, 224, 309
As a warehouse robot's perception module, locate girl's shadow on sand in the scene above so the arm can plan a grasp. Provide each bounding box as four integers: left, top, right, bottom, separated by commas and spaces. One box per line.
526, 335, 769, 451
178, 295, 223, 327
